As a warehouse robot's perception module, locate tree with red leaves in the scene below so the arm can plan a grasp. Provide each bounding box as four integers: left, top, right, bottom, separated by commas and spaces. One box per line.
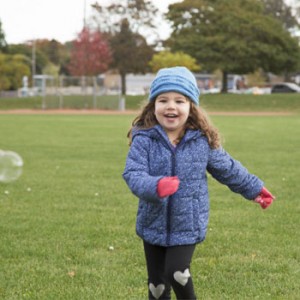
68, 27, 112, 76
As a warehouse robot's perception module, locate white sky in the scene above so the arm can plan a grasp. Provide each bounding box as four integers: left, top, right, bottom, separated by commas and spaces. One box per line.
0, 0, 181, 44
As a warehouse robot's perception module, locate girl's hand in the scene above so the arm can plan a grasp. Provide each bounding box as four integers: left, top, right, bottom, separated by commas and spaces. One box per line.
254, 187, 275, 209
157, 176, 180, 198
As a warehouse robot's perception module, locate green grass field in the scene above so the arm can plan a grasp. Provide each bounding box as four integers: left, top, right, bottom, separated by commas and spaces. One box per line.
0, 93, 300, 113
0, 105, 299, 299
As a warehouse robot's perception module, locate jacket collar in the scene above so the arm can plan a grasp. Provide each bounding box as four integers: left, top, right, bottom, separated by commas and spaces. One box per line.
132, 125, 201, 146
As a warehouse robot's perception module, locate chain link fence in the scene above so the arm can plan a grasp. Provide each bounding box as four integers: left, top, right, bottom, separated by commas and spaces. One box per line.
35, 75, 124, 110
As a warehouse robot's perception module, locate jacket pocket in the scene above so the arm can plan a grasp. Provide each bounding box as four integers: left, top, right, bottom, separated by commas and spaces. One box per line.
143, 201, 166, 231
170, 196, 194, 233
193, 196, 209, 237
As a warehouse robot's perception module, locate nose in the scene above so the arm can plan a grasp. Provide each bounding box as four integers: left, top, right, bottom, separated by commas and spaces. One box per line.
166, 100, 176, 109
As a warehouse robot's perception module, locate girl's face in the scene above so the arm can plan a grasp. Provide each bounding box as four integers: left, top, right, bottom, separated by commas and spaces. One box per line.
155, 92, 190, 141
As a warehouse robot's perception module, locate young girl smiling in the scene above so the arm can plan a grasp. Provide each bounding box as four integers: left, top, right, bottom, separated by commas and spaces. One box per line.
123, 66, 275, 299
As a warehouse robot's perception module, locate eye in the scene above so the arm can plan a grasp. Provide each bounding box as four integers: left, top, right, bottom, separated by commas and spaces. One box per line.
157, 98, 167, 103
176, 99, 186, 104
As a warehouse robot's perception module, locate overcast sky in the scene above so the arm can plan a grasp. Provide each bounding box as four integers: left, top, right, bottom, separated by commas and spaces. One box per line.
0, 0, 181, 44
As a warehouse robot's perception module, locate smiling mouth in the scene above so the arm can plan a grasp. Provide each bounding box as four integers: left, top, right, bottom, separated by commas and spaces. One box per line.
164, 114, 178, 118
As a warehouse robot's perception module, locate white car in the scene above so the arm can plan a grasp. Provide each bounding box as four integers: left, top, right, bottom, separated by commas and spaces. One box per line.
271, 82, 300, 93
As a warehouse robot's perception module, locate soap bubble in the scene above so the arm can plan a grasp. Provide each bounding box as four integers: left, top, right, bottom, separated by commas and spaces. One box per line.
0, 150, 23, 183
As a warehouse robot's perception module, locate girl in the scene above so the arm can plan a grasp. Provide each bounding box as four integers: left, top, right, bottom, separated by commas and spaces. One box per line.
123, 66, 275, 300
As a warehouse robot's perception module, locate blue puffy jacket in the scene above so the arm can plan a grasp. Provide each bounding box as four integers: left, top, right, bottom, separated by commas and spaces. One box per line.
123, 125, 263, 247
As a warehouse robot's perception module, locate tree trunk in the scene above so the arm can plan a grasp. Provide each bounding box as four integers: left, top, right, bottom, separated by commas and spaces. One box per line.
121, 72, 126, 96
284, 70, 290, 82
221, 71, 228, 93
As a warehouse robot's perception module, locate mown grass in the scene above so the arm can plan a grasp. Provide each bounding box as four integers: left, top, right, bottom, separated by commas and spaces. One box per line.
0, 112, 299, 299
125, 93, 300, 113
0, 95, 121, 110
0, 93, 300, 112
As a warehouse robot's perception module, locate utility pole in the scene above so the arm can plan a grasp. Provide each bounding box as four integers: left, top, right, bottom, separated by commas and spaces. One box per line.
32, 39, 36, 87
84, 0, 86, 28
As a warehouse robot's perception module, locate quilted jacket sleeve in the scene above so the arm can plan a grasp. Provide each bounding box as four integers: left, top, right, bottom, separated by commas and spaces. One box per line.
123, 135, 164, 203
207, 147, 264, 200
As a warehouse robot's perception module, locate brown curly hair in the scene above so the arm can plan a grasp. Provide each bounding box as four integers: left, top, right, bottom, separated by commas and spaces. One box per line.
127, 99, 221, 149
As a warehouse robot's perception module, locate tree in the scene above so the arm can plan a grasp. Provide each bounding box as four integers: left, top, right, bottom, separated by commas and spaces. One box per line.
149, 51, 200, 72
68, 27, 112, 76
109, 19, 153, 95
261, 0, 299, 30
166, 0, 300, 92
8, 40, 72, 76
91, 0, 159, 39
35, 39, 65, 66
8, 43, 48, 75
42, 62, 60, 78
59, 41, 73, 75
91, 0, 157, 95
0, 53, 30, 91
35, 39, 71, 75
0, 19, 8, 53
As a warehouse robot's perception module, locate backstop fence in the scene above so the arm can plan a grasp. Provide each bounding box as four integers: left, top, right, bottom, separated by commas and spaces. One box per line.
36, 75, 124, 110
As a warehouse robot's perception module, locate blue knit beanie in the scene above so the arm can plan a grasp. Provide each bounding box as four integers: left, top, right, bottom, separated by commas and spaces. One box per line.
149, 66, 200, 105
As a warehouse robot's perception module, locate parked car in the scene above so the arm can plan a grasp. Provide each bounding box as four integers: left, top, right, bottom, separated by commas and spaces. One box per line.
271, 82, 300, 93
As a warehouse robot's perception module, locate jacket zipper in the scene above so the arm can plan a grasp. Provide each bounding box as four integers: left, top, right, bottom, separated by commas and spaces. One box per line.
157, 128, 186, 246
166, 147, 176, 246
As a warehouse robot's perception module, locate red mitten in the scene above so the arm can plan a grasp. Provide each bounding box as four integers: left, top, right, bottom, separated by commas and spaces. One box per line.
157, 176, 180, 198
254, 187, 275, 209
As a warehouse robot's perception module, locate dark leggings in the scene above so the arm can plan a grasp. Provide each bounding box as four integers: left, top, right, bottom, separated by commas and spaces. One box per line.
143, 241, 197, 300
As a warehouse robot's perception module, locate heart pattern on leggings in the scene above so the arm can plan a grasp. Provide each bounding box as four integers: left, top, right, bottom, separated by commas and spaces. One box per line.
149, 283, 165, 299
173, 268, 191, 286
